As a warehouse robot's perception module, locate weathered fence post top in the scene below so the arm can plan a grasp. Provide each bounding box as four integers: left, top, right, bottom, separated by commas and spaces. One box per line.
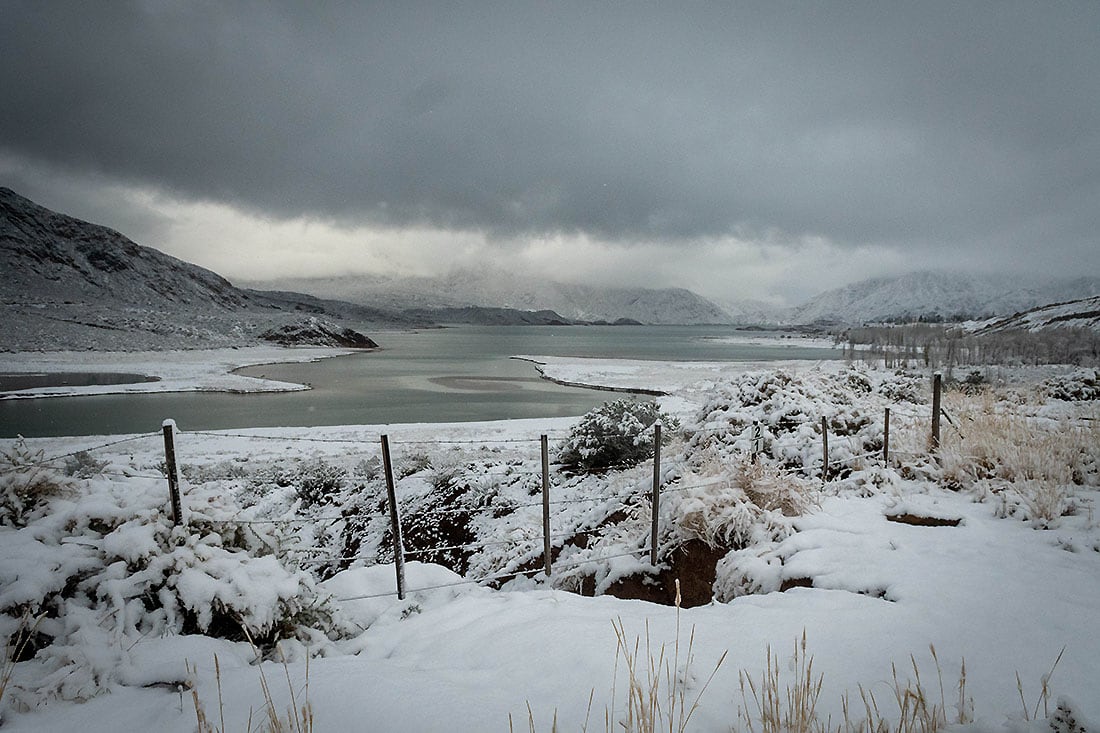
161, 418, 182, 526
650, 422, 662, 566
931, 372, 943, 451
380, 434, 406, 600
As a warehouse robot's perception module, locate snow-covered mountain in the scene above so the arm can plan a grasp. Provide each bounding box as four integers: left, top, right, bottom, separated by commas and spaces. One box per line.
246, 269, 734, 325
0, 188, 393, 350
788, 271, 1100, 325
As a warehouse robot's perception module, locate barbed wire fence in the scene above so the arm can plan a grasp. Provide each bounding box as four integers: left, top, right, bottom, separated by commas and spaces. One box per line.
2, 371, 1017, 602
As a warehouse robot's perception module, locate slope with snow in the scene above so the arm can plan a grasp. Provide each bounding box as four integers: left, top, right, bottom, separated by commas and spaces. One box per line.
788, 270, 1100, 325
980, 294, 1100, 333
0, 188, 395, 350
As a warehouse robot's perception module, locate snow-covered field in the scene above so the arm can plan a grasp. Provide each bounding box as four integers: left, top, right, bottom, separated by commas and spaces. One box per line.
1, 352, 1098, 732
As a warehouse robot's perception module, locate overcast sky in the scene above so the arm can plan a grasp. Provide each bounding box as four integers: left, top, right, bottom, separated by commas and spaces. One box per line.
2, 2, 1098, 305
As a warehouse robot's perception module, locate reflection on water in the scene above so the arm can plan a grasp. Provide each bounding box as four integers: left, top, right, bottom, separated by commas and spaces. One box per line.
0, 325, 839, 438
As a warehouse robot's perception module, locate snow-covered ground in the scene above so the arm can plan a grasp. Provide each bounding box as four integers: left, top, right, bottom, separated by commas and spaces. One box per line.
1, 352, 1098, 732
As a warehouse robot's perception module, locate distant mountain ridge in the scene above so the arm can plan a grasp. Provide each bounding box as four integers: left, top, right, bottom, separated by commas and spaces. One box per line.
786, 270, 1100, 325
245, 269, 734, 325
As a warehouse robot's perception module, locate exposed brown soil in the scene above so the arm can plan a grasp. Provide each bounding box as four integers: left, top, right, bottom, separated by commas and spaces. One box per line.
577, 539, 729, 608
885, 513, 961, 527
779, 576, 814, 592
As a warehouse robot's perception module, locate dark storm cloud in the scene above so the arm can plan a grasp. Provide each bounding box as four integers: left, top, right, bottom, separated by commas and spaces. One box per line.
2, 1, 1098, 255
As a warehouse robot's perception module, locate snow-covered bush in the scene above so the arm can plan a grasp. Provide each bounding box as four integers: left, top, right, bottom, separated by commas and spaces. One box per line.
61, 451, 108, 479
0, 474, 329, 705
1043, 369, 1100, 402
669, 480, 794, 552
398, 450, 432, 478
558, 399, 679, 473
688, 367, 886, 478
295, 458, 346, 506
877, 370, 925, 404
0, 440, 69, 527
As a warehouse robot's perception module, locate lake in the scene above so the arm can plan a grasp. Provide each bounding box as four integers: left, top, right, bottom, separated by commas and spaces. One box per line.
0, 325, 839, 437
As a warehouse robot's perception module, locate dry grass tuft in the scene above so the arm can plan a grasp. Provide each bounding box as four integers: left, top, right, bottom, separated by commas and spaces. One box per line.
734, 458, 818, 516
518, 631, 1071, 733
737, 638, 977, 733
190, 642, 314, 733
1, 611, 41, 720
607, 580, 727, 733
891, 390, 1099, 525
738, 630, 823, 733
851, 644, 971, 733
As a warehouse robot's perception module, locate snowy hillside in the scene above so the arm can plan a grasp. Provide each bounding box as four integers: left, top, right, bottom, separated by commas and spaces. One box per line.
248, 268, 735, 325
789, 270, 1100, 325
980, 294, 1100, 333
0, 187, 248, 309
0, 189, 395, 350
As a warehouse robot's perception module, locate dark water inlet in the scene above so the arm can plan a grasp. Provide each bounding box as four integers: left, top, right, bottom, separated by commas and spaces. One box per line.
0, 372, 160, 391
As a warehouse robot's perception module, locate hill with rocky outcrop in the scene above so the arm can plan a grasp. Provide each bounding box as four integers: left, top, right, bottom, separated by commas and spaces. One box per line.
0, 187, 388, 350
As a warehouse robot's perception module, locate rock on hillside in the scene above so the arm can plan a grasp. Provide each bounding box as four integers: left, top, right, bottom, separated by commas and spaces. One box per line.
260, 318, 379, 348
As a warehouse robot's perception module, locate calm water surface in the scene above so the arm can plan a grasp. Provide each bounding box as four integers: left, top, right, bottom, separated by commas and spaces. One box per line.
0, 325, 839, 437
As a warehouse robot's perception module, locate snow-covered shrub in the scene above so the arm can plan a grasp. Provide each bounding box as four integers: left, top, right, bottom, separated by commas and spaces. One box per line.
61, 451, 108, 479
688, 367, 887, 477
669, 481, 793, 551
713, 543, 785, 599
0, 440, 69, 527
877, 370, 925, 404
354, 456, 382, 481
957, 369, 988, 395
1017, 480, 1076, 528
0, 475, 329, 705
398, 451, 432, 478
559, 399, 679, 473
295, 458, 346, 506
1043, 369, 1100, 402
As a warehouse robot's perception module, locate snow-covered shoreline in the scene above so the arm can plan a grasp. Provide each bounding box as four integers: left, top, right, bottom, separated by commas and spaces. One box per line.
0, 346, 360, 400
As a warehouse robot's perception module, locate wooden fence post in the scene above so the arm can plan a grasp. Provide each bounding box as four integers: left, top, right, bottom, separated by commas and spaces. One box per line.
650, 423, 662, 565
541, 435, 551, 576
161, 419, 182, 526
821, 416, 829, 481
380, 435, 406, 600
883, 407, 891, 464
931, 372, 942, 451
